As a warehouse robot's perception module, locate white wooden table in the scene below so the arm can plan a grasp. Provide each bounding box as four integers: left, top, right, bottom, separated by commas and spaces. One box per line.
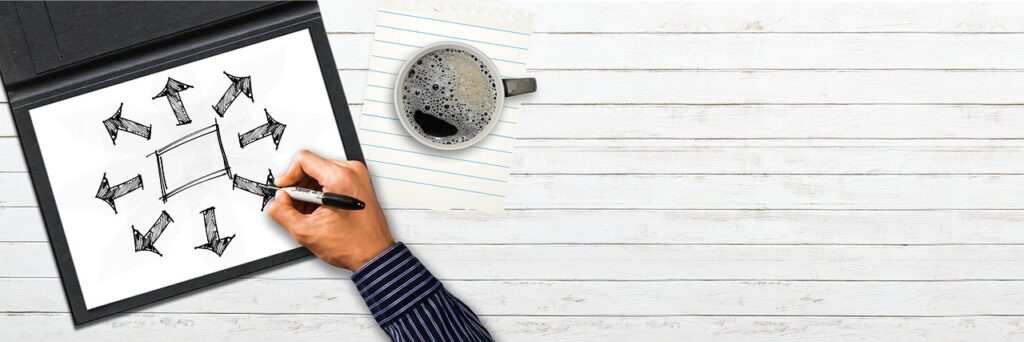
6, 1, 1024, 340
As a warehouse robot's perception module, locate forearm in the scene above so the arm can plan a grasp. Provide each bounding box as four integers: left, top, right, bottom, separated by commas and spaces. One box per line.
352, 242, 493, 341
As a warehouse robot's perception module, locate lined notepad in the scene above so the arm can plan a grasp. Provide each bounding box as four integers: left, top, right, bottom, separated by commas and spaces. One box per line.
359, 0, 534, 210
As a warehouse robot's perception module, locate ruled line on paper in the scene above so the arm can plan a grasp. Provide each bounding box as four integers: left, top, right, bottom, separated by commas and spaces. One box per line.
378, 9, 532, 36
371, 175, 505, 197
375, 25, 529, 51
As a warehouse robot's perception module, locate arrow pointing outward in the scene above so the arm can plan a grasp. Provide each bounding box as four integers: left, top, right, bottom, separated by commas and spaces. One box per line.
95, 173, 143, 214
232, 169, 276, 211
212, 72, 253, 117
153, 77, 194, 125
133, 211, 173, 256
195, 207, 234, 257
102, 103, 152, 145
238, 109, 286, 150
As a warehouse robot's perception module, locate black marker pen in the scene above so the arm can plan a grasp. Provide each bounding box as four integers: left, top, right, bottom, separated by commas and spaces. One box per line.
261, 184, 365, 210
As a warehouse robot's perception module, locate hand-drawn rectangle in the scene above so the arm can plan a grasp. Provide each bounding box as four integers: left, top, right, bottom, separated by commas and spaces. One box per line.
151, 123, 232, 202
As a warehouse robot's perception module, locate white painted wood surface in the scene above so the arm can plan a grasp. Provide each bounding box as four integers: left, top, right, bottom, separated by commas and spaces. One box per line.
4, 1, 1024, 340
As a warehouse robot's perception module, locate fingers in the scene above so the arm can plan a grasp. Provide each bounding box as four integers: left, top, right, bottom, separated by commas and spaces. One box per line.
330, 160, 370, 182
276, 152, 369, 198
331, 160, 368, 173
267, 190, 308, 237
276, 150, 338, 187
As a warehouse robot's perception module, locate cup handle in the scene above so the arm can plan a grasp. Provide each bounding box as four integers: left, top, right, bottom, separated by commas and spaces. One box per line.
503, 78, 537, 97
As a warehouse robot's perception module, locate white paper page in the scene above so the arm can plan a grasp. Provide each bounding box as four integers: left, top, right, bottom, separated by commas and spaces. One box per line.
359, 0, 534, 210
29, 29, 348, 309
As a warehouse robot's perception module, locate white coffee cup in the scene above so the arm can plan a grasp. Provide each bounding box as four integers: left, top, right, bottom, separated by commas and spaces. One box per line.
393, 41, 536, 150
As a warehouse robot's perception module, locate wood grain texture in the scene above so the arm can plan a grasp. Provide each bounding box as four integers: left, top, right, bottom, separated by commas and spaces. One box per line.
5, 173, 1024, 209
12, 278, 1024, 316
9, 207, 1024, 245
15, 104, 1024, 139
375, 69, 1024, 104
8, 243, 1024, 281
319, 1, 1024, 33
5, 1, 1024, 340
12, 70, 1024, 107
13, 314, 1024, 342
329, 33, 1024, 70
7, 139, 1024, 174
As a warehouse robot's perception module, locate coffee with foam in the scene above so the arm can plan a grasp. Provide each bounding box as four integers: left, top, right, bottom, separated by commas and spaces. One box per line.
399, 48, 498, 145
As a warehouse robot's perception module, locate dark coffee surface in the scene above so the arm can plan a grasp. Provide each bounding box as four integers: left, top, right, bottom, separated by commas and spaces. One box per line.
414, 110, 458, 137
399, 48, 498, 145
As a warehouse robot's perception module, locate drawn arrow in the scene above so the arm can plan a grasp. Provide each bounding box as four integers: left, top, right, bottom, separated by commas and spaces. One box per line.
195, 207, 234, 256
153, 77, 194, 125
232, 169, 276, 211
212, 72, 253, 117
238, 109, 286, 150
102, 103, 152, 145
133, 211, 173, 256
95, 173, 143, 214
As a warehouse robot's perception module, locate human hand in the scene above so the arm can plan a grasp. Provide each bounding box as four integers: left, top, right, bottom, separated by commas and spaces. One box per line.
266, 150, 394, 271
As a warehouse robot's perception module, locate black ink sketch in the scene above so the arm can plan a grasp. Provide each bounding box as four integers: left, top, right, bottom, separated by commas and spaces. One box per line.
95, 173, 144, 214
149, 123, 232, 202
232, 169, 276, 211
133, 211, 173, 256
102, 103, 152, 145
212, 72, 253, 117
153, 77, 194, 125
195, 207, 234, 256
238, 109, 286, 150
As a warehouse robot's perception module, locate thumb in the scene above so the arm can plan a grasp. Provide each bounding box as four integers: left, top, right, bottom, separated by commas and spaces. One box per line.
267, 190, 307, 235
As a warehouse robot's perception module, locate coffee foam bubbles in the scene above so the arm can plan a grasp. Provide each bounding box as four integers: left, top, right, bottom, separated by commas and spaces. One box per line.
400, 48, 498, 145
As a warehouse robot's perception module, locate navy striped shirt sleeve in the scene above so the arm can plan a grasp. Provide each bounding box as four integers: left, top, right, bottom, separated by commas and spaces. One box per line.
351, 242, 493, 341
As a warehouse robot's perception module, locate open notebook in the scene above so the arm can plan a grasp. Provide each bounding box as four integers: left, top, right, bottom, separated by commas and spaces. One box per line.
359, 0, 534, 210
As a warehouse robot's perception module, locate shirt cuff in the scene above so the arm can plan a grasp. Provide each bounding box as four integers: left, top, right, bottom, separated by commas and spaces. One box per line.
350, 242, 443, 326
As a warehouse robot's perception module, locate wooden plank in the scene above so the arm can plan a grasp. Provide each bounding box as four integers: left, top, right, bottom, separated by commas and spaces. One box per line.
504, 174, 1024, 209
514, 104, 1024, 139
15, 33, 1024, 110
507, 174, 1024, 209
6, 138, 1024, 174
14, 72, 1024, 135
13, 104, 1024, 139
8, 207, 1024, 245
8, 243, 1024, 280
0, 105, 12, 137
0, 138, 23, 170
11, 103, 1024, 139
0, 173, 35, 207
11, 35, 1024, 107
11, 278, 1024, 316
524, 33, 1024, 70
7, 173, 1024, 209
371, 69, 1024, 105
319, 1, 1024, 34
2, 313, 390, 341
195, 69, 1024, 105
7, 313, 1024, 342
330, 33, 1024, 70
178, 69, 1024, 105
0, 208, 44, 242
511, 139, 1024, 174
527, 70, 1024, 105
